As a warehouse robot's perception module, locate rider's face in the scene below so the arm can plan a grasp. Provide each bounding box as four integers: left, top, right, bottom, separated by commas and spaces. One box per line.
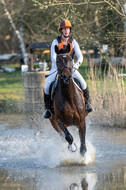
62, 28, 70, 37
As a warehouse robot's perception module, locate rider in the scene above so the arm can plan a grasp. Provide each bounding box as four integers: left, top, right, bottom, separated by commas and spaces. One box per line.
44, 19, 93, 118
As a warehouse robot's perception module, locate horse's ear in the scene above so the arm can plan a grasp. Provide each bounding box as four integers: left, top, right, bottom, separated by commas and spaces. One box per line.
55, 45, 59, 54
67, 43, 70, 53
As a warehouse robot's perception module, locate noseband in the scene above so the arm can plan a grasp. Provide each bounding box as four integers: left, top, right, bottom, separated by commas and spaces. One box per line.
59, 65, 72, 84
60, 65, 72, 73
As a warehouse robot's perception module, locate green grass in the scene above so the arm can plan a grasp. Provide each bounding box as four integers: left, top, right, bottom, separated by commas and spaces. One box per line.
0, 62, 126, 117
0, 71, 24, 113
0, 63, 126, 100
0, 71, 22, 100
3, 63, 21, 69
0, 62, 89, 103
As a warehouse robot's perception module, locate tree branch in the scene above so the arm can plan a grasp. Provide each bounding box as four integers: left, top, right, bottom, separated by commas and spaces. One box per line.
1, 0, 27, 64
104, 0, 126, 18
32, 0, 105, 8
32, 0, 126, 18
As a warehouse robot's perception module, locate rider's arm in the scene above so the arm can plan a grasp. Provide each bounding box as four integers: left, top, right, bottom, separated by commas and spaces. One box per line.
73, 39, 83, 68
50, 39, 58, 69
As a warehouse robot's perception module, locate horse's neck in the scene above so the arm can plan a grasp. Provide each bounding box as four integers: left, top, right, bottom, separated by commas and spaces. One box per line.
57, 78, 84, 109
59, 78, 74, 96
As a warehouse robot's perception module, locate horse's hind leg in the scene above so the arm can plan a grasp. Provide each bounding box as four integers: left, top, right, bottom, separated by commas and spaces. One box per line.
79, 122, 87, 156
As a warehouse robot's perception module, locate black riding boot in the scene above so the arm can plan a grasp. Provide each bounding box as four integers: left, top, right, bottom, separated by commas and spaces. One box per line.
43, 93, 51, 118
82, 87, 94, 113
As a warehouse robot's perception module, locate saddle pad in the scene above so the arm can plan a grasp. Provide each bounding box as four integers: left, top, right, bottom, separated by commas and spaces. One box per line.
50, 79, 58, 100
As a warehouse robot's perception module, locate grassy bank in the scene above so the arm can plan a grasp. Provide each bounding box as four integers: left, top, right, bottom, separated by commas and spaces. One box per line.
0, 62, 126, 127
0, 71, 24, 113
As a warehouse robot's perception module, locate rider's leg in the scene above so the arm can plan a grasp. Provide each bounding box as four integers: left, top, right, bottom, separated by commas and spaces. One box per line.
72, 70, 94, 112
43, 70, 57, 118
43, 93, 51, 118
82, 87, 94, 112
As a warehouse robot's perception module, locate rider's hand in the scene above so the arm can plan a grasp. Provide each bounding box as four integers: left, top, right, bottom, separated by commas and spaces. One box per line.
73, 62, 80, 70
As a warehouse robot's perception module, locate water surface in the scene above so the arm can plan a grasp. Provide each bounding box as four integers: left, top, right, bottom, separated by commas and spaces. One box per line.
0, 114, 126, 190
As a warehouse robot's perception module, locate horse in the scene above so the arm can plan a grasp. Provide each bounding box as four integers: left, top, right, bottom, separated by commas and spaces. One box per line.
49, 52, 87, 156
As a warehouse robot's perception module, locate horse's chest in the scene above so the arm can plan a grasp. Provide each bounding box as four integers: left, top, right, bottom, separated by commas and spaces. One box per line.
54, 84, 84, 123
56, 99, 72, 113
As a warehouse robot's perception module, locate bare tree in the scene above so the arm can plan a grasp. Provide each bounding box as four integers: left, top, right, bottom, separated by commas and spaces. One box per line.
1, 0, 28, 64
123, 1, 126, 54
32, 0, 126, 17
0, 0, 125, 56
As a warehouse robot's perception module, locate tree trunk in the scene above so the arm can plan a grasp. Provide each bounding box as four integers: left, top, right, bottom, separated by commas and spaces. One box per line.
1, 0, 28, 64
122, 2, 126, 56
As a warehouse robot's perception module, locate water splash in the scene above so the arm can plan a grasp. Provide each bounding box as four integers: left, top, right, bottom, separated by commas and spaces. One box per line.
0, 119, 96, 169
57, 140, 96, 167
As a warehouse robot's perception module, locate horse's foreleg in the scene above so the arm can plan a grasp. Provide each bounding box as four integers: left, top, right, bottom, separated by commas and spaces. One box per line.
79, 122, 87, 156
57, 119, 77, 152
50, 115, 64, 137
57, 119, 73, 145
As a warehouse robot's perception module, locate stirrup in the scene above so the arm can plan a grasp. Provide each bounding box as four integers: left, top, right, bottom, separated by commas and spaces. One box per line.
86, 103, 94, 112
43, 109, 51, 118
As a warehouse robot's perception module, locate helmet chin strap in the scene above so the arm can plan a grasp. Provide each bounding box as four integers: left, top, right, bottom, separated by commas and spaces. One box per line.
61, 32, 69, 39
63, 35, 69, 38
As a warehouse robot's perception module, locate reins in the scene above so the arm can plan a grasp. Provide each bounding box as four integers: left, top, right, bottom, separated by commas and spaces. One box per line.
45, 66, 77, 79
45, 69, 57, 78
45, 53, 77, 78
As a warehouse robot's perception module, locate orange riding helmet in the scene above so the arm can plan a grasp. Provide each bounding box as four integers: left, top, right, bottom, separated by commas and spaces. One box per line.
59, 19, 72, 31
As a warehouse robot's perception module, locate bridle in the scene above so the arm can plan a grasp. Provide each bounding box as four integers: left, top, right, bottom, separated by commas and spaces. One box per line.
60, 65, 72, 74
57, 54, 72, 84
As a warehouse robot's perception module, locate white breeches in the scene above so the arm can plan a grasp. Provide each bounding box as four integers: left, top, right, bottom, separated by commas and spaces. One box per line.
44, 68, 87, 94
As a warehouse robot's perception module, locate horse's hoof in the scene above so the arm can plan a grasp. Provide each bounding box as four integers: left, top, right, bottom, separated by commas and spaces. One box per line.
65, 133, 73, 145
80, 146, 87, 156
68, 143, 77, 152
70, 183, 79, 190
80, 149, 87, 156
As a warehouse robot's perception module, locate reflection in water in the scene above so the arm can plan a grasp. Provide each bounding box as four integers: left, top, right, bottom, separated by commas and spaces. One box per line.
1, 166, 126, 190
69, 172, 97, 190
96, 166, 126, 190
0, 168, 97, 190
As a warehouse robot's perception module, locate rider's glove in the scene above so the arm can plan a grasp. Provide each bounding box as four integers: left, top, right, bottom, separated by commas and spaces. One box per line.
73, 62, 80, 70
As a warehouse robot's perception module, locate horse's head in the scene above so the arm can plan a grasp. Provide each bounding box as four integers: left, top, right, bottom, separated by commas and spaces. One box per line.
56, 53, 72, 84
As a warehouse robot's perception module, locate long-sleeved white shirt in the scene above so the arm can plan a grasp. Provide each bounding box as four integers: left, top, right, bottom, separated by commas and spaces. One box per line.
50, 38, 83, 69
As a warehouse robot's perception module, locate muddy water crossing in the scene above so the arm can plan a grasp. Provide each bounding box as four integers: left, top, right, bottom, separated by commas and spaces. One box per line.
0, 114, 126, 190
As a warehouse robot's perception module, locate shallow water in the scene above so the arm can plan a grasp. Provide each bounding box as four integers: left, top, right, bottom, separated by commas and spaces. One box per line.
0, 114, 126, 190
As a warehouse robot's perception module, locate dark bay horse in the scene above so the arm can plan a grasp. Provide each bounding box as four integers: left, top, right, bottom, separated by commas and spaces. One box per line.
50, 53, 87, 156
